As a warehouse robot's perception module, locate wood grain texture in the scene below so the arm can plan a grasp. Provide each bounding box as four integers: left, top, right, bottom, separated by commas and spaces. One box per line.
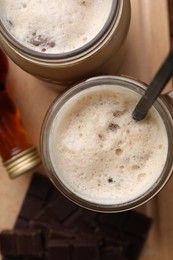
0, 1, 172, 259
168, 0, 173, 36
120, 0, 171, 89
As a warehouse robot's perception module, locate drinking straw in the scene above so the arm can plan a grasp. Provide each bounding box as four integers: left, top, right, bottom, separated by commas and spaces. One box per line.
132, 49, 173, 121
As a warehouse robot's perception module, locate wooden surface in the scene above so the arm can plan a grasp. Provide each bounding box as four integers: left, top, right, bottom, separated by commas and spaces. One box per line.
168, 0, 173, 38
0, 0, 172, 259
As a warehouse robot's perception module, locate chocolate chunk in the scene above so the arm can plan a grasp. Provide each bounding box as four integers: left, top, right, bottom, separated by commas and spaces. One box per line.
0, 231, 17, 256
97, 212, 128, 230
97, 211, 152, 260
44, 185, 61, 204
29, 220, 76, 248
72, 240, 99, 260
17, 195, 44, 220
33, 194, 78, 224
28, 173, 52, 200
0, 229, 43, 257
15, 173, 54, 228
15, 218, 28, 229
46, 227, 75, 241
52, 195, 78, 222
46, 240, 71, 260
97, 211, 152, 240
101, 245, 128, 260
64, 208, 98, 232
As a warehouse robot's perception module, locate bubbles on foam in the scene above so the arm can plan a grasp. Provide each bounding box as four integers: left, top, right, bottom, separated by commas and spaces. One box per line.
50, 85, 168, 205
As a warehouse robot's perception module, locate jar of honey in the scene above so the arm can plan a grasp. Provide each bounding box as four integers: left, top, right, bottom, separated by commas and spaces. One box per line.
0, 49, 41, 178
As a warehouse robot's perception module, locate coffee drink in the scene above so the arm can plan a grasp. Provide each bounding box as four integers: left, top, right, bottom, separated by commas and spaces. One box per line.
1, 0, 113, 54
43, 79, 168, 207
0, 1, 131, 84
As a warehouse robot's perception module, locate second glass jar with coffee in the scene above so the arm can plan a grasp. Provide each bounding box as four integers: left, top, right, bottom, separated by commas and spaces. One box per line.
0, 0, 131, 85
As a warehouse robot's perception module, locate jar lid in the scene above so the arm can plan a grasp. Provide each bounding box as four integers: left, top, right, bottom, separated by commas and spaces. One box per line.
4, 147, 41, 179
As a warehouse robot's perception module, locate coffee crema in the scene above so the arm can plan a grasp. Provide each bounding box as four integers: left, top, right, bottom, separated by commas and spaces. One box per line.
1, 0, 113, 54
49, 85, 168, 205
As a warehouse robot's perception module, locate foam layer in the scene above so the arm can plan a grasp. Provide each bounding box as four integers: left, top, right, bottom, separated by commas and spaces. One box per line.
50, 85, 168, 205
1, 0, 113, 54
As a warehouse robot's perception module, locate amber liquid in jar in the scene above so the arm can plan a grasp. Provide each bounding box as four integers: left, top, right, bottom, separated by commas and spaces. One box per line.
0, 49, 40, 178
0, 92, 33, 161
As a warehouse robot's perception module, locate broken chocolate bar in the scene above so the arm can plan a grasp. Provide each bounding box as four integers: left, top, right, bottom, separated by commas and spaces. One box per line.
0, 173, 152, 260
0, 229, 43, 257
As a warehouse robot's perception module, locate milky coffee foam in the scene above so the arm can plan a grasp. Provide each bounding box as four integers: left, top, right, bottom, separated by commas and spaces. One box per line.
50, 85, 168, 205
1, 0, 113, 54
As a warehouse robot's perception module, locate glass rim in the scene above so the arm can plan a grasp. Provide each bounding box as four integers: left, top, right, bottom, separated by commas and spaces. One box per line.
40, 75, 173, 212
0, 1, 120, 60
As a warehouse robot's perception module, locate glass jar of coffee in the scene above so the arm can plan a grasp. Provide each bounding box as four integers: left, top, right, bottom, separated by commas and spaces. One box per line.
0, 0, 131, 87
40, 75, 173, 212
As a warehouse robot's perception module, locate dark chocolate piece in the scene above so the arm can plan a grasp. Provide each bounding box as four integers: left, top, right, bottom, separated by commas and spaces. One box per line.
72, 239, 100, 260
46, 226, 75, 241
18, 195, 44, 220
97, 212, 129, 230
64, 208, 98, 232
0, 229, 43, 257
33, 194, 78, 224
15, 173, 54, 228
46, 240, 71, 260
48, 195, 78, 222
29, 220, 76, 249
28, 172, 61, 205
0, 231, 17, 256
45, 185, 61, 204
15, 218, 29, 229
101, 245, 128, 260
97, 210, 152, 241
28, 173, 52, 200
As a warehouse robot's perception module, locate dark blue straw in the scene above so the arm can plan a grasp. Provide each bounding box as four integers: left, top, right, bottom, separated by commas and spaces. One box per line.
132, 49, 173, 121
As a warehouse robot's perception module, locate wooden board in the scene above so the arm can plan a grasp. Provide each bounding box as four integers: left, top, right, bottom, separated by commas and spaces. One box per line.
0, 1, 172, 259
